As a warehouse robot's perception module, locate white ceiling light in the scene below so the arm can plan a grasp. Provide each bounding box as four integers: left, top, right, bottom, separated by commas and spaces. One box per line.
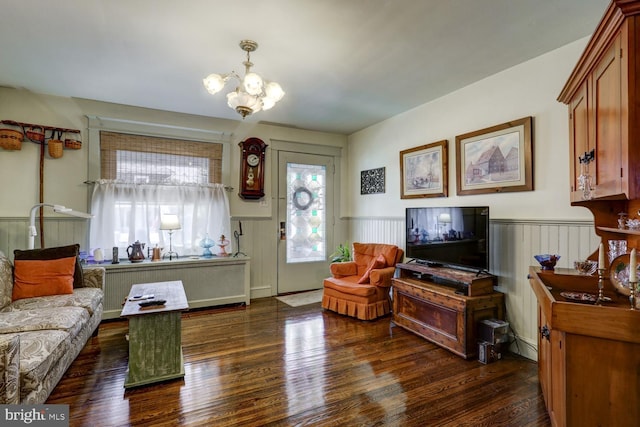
203, 40, 285, 119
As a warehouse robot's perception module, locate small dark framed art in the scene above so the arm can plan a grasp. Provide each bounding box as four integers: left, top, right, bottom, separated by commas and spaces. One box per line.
361, 167, 385, 195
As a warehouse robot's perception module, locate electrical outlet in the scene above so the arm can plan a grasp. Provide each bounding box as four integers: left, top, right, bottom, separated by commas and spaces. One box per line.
259, 199, 268, 207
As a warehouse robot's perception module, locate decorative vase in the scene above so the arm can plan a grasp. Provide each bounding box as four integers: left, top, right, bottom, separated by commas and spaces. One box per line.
217, 235, 230, 257
200, 234, 215, 258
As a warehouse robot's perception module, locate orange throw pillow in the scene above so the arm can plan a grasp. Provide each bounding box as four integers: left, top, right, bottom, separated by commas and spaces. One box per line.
12, 256, 76, 301
14, 244, 83, 288
357, 254, 387, 284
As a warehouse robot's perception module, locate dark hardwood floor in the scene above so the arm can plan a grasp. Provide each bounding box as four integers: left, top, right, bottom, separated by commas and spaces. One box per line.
47, 297, 550, 426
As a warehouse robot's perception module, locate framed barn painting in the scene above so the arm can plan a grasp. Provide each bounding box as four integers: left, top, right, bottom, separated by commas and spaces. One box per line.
400, 140, 448, 199
455, 116, 533, 196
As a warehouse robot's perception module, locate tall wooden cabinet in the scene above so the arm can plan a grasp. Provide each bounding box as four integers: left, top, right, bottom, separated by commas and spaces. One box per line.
534, 1, 640, 426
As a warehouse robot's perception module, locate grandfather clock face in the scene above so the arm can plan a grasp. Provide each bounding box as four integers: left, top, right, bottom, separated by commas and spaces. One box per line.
239, 137, 267, 200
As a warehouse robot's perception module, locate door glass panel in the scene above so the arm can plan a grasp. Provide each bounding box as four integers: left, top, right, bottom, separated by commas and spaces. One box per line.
286, 162, 326, 263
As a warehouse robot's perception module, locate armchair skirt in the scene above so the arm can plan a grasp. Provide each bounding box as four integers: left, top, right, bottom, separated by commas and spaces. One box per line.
322, 276, 391, 320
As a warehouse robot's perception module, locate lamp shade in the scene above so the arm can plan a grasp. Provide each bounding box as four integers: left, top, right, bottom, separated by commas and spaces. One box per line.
160, 214, 181, 231
438, 213, 451, 223
203, 74, 226, 94
243, 72, 264, 95
264, 81, 285, 102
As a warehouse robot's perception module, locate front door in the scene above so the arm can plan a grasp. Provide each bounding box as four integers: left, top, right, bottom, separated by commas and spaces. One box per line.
277, 152, 334, 294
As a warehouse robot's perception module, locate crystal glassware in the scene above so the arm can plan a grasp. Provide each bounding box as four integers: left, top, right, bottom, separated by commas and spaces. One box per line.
574, 260, 598, 276
608, 240, 627, 264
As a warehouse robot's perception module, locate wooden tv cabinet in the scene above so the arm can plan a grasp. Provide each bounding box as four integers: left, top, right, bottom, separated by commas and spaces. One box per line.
392, 264, 504, 359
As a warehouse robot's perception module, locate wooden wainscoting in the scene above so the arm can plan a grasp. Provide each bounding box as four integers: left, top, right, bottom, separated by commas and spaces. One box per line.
0, 217, 89, 257
48, 298, 549, 426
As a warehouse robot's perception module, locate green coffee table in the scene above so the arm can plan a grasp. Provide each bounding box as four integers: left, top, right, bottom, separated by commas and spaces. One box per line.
121, 280, 189, 388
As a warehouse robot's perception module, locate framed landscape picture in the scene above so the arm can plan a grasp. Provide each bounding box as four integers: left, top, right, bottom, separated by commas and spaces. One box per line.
455, 116, 533, 196
400, 140, 448, 199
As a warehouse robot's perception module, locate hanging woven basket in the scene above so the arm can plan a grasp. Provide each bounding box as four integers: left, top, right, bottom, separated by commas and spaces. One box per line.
26, 126, 45, 143
64, 137, 82, 150
48, 139, 64, 158
0, 128, 24, 150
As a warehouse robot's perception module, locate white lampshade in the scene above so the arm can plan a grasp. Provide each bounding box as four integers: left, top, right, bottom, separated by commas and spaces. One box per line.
438, 213, 451, 223
160, 214, 181, 231
261, 97, 276, 111
243, 72, 264, 96
265, 81, 285, 102
227, 91, 262, 114
203, 74, 226, 94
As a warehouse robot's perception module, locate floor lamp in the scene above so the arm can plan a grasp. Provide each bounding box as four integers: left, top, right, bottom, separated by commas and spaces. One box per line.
28, 203, 93, 249
160, 214, 181, 260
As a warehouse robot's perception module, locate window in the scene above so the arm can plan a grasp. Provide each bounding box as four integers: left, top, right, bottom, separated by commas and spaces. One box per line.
100, 131, 222, 184
90, 132, 231, 257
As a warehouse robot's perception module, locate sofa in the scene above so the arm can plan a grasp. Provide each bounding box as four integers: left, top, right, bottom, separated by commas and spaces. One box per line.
0, 248, 104, 404
322, 243, 403, 320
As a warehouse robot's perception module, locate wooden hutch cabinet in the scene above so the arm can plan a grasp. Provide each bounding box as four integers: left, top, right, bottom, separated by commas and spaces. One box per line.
531, 1, 640, 426
558, 0, 640, 242
529, 268, 640, 427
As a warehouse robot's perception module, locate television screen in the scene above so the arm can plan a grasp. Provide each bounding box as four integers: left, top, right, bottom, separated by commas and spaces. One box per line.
405, 206, 489, 272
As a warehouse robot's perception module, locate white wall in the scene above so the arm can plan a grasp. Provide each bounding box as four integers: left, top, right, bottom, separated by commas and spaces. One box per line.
0, 89, 347, 219
347, 37, 593, 221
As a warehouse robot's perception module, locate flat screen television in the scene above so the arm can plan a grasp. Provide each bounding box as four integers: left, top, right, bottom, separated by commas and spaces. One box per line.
405, 206, 489, 272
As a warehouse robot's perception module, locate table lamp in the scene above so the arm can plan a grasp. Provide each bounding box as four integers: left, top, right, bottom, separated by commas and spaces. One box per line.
160, 214, 181, 260
438, 212, 451, 238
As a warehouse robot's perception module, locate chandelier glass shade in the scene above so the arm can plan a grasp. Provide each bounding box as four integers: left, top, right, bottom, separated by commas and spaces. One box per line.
203, 40, 285, 119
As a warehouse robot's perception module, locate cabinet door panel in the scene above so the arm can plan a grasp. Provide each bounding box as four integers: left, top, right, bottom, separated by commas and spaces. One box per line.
550, 329, 566, 427
537, 307, 552, 411
569, 82, 590, 199
593, 34, 622, 197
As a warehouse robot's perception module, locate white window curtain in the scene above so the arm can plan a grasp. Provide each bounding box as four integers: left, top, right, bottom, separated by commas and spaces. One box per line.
89, 180, 231, 256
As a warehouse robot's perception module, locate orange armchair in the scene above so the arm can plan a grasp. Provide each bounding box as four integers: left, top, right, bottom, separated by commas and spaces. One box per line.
322, 243, 403, 320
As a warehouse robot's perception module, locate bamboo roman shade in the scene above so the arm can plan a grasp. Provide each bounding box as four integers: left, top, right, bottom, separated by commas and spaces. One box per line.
100, 131, 223, 184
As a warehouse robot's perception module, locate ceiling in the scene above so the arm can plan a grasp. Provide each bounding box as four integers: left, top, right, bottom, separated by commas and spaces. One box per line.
0, 0, 610, 135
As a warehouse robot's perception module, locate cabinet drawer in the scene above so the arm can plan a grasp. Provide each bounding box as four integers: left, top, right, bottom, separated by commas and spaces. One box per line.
396, 290, 458, 338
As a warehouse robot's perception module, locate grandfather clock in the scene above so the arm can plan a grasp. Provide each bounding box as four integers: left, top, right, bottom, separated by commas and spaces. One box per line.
238, 137, 267, 200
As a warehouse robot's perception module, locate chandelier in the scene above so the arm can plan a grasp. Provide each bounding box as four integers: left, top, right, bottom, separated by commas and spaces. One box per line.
203, 40, 285, 119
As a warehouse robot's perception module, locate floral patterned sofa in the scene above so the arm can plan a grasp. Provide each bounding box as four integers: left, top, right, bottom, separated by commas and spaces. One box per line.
0, 249, 104, 404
